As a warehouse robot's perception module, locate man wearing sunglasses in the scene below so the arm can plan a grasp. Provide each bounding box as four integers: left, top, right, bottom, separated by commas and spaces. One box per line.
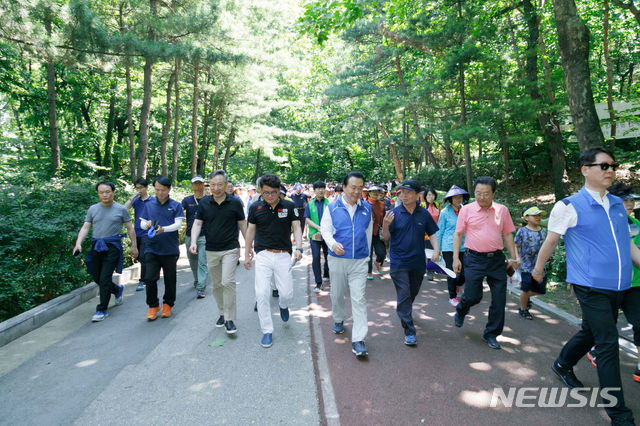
533, 146, 640, 426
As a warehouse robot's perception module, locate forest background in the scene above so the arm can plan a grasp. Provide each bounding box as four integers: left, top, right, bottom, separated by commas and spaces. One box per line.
0, 0, 638, 321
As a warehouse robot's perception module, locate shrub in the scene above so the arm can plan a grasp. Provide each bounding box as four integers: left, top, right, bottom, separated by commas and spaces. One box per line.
0, 178, 135, 321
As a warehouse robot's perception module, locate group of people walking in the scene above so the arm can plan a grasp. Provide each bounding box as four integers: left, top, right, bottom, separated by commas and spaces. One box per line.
75, 146, 640, 425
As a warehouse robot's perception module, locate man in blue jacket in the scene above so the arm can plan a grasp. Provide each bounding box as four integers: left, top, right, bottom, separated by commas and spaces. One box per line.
321, 171, 372, 357
533, 147, 640, 426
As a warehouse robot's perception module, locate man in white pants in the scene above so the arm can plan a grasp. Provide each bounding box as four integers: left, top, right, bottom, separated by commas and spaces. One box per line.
244, 174, 303, 348
321, 171, 372, 357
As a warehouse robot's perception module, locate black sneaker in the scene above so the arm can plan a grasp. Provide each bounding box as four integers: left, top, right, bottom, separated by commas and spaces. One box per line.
224, 320, 237, 335
454, 312, 464, 328
518, 309, 533, 320
551, 360, 584, 388
215, 315, 225, 328
314, 283, 322, 293
272, 289, 279, 298
482, 335, 502, 350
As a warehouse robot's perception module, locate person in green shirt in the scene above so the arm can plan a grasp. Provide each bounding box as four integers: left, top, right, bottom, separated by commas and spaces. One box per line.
588, 182, 640, 383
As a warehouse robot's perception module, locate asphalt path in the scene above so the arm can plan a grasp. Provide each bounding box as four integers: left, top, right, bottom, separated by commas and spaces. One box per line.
311, 267, 640, 426
0, 248, 319, 425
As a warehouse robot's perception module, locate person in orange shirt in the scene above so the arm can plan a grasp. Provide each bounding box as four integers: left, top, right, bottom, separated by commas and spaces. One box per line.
366, 185, 388, 280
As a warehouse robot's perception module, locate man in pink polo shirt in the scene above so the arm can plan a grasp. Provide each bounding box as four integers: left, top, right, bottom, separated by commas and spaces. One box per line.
452, 176, 520, 350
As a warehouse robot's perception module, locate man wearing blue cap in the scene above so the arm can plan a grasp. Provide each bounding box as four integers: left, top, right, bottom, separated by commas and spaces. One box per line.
382, 179, 439, 346
182, 176, 209, 299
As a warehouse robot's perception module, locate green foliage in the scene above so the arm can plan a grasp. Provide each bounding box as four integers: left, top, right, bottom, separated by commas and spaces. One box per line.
0, 178, 130, 322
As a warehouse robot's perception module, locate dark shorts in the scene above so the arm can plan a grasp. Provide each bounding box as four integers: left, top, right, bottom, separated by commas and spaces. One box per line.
521, 271, 547, 294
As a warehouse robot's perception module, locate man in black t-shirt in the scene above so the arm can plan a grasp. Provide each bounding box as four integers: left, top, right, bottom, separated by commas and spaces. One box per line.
190, 170, 246, 335
244, 174, 303, 348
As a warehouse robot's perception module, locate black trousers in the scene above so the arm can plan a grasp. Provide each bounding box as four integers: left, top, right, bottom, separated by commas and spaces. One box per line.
368, 234, 387, 273
558, 284, 633, 423
145, 253, 179, 308
136, 235, 148, 283
390, 269, 426, 336
621, 286, 640, 346
456, 250, 506, 338
88, 245, 120, 312
442, 251, 465, 298
310, 239, 329, 284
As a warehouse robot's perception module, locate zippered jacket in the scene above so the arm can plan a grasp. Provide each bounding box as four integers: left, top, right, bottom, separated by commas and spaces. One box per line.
563, 187, 631, 291
327, 197, 371, 259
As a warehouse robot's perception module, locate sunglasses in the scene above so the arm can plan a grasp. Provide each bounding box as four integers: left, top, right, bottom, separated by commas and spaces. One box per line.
584, 162, 619, 171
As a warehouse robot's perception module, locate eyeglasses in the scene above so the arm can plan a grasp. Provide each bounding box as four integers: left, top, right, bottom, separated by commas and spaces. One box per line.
262, 191, 279, 196
585, 163, 619, 171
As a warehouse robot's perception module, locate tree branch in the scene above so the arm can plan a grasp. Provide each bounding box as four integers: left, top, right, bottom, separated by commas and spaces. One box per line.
611, 0, 640, 25
0, 34, 144, 57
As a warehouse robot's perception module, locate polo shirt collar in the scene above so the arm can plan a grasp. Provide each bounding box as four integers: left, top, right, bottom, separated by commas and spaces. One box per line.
340, 194, 361, 208
474, 201, 494, 212
398, 201, 420, 214
212, 193, 230, 205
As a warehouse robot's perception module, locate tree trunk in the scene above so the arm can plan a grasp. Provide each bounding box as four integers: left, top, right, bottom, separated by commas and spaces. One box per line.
120, 3, 136, 180
160, 68, 175, 177
171, 59, 181, 182
523, 0, 568, 200
212, 106, 223, 170
394, 55, 439, 169
44, 12, 60, 174
374, 121, 403, 181
197, 93, 213, 175
190, 60, 200, 177
252, 148, 262, 182
603, 0, 617, 145
136, 0, 157, 179
552, 0, 605, 150
460, 65, 472, 191
497, 120, 510, 187
104, 79, 117, 171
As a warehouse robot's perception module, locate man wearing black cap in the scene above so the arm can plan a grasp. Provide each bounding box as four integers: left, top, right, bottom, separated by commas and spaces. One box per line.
182, 176, 210, 299
382, 179, 439, 346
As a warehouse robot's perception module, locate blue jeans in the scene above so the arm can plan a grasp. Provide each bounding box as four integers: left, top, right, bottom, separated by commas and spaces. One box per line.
390, 268, 426, 336
310, 240, 329, 285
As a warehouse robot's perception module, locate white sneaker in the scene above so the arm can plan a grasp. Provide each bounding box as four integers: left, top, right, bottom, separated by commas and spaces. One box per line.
449, 297, 460, 307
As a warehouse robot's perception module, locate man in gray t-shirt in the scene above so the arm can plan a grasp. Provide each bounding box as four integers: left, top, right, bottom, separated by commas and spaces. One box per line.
74, 181, 138, 322
85, 203, 131, 239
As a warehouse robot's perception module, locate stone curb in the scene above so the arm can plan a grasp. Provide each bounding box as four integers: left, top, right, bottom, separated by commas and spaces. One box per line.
507, 285, 637, 355
0, 264, 140, 348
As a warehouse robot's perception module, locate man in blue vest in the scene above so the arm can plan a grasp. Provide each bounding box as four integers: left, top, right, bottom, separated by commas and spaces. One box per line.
533, 147, 640, 426
305, 181, 330, 293
321, 171, 373, 357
